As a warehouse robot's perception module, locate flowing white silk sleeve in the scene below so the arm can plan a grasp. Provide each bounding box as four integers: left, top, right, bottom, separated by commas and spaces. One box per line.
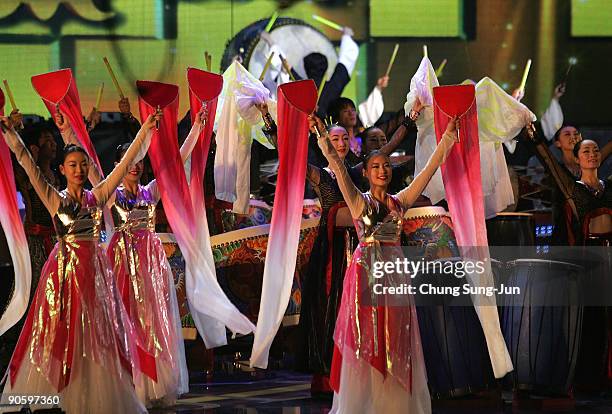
540, 98, 564, 141
475, 77, 536, 143
405, 57, 444, 204
358, 86, 384, 128
338, 34, 359, 75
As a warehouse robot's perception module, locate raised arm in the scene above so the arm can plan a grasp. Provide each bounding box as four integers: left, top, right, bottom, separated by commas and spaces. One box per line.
396, 119, 458, 208
92, 114, 157, 205
312, 118, 365, 218
521, 123, 576, 205
179, 106, 206, 164
1, 116, 61, 215
358, 76, 386, 127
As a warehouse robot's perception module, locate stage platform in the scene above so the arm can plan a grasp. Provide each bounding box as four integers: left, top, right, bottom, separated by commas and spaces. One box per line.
145, 370, 612, 414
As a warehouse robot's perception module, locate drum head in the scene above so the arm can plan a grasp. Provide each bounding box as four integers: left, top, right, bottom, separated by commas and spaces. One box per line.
221, 18, 337, 81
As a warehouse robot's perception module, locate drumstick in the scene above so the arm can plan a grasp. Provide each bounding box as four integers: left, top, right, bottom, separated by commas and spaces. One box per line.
94, 82, 104, 110
518, 59, 532, 93
384, 44, 399, 78
2, 80, 17, 111
312, 14, 343, 32
103, 57, 125, 99
3, 79, 23, 129
279, 55, 295, 81
259, 51, 275, 81
562, 57, 577, 85
423, 45, 428, 59
435, 59, 447, 77
205, 51, 212, 72
264, 11, 278, 32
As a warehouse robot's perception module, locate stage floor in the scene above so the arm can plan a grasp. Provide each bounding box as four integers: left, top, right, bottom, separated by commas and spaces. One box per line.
151, 371, 612, 414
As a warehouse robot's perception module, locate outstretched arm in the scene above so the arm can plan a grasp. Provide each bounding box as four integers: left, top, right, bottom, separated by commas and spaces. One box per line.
396, 118, 458, 208
311, 116, 365, 218
92, 114, 158, 205
521, 123, 576, 204
1, 114, 61, 215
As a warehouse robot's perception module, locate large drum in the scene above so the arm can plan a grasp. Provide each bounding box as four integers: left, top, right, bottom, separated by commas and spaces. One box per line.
486, 212, 535, 246
221, 17, 338, 82
403, 206, 459, 259
501, 259, 583, 395
414, 257, 498, 398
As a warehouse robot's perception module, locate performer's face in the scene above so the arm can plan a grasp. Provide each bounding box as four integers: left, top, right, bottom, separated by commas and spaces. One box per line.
329, 126, 349, 159
37, 131, 57, 160
555, 126, 581, 151
60, 152, 88, 186
338, 105, 357, 128
365, 154, 392, 188
576, 140, 601, 170
116, 152, 144, 184
364, 128, 387, 152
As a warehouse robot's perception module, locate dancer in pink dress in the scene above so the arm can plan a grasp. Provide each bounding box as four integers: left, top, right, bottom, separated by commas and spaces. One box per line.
310, 115, 458, 413
1, 111, 160, 414
107, 106, 207, 406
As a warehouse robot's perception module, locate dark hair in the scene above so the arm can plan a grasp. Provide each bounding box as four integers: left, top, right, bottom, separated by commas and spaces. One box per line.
304, 53, 328, 88
326, 123, 346, 134
363, 150, 390, 170
553, 124, 579, 142
572, 139, 598, 158
115, 143, 131, 162
327, 97, 356, 124
61, 144, 88, 163
357, 126, 385, 154
23, 125, 54, 148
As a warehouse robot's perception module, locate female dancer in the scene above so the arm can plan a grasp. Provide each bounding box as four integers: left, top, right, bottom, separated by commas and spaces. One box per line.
570, 139, 611, 244
258, 103, 420, 395
107, 106, 207, 406
310, 115, 458, 413
1, 111, 159, 414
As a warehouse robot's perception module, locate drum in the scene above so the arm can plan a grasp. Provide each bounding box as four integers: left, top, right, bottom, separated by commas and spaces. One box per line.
210, 217, 320, 326
486, 212, 535, 246
501, 259, 583, 395
403, 206, 459, 259
414, 257, 497, 398
221, 17, 337, 81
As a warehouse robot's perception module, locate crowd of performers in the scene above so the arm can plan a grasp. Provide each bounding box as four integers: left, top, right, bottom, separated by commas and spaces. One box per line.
0, 26, 611, 414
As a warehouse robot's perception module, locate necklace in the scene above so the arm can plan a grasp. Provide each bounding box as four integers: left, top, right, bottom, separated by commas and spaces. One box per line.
580, 179, 604, 197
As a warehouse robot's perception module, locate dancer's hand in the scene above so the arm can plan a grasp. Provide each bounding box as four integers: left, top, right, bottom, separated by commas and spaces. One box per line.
255, 102, 269, 116
512, 88, 525, 102
342, 26, 354, 37
118, 97, 131, 115
9, 109, 23, 129
553, 83, 566, 100
86, 108, 101, 131
53, 110, 70, 133
142, 112, 162, 130
377, 75, 389, 90
308, 114, 325, 136
445, 116, 459, 137
194, 104, 208, 127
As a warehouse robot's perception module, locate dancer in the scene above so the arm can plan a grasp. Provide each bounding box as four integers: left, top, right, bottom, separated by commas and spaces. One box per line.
0, 110, 160, 414
107, 107, 207, 406
310, 114, 458, 413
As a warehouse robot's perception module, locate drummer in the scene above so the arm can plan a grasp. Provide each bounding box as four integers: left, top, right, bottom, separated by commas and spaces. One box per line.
258, 26, 358, 118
